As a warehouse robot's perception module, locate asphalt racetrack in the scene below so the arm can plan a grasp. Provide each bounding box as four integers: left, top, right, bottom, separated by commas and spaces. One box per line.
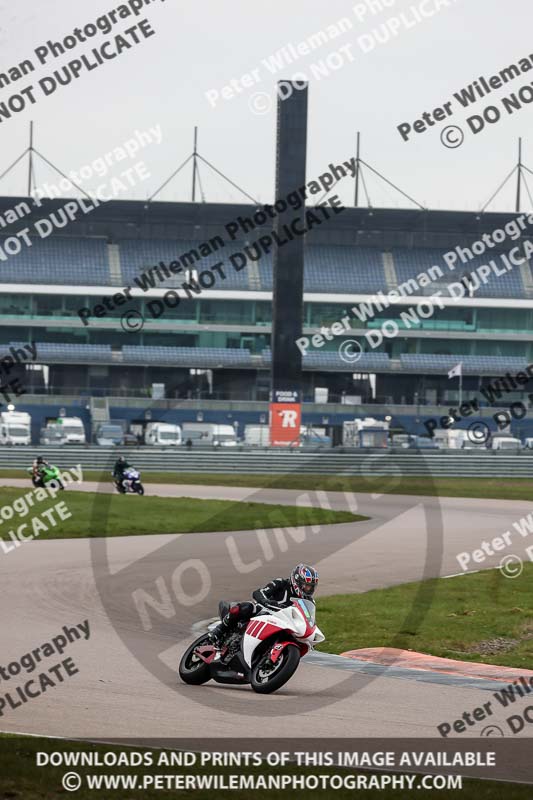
1, 480, 531, 744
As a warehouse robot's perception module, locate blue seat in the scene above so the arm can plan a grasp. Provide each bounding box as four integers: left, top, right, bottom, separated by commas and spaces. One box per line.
0, 237, 109, 285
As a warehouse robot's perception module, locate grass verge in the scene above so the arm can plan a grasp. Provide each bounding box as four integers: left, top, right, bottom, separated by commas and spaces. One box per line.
1, 470, 531, 501
318, 563, 533, 669
0, 734, 528, 799
0, 487, 363, 540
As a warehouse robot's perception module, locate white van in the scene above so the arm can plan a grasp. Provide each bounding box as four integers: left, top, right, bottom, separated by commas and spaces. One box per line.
95, 423, 124, 446
182, 423, 237, 447
0, 411, 31, 445
53, 416, 86, 444
343, 418, 390, 448
490, 436, 522, 450
433, 429, 468, 449
145, 423, 182, 446
244, 425, 270, 446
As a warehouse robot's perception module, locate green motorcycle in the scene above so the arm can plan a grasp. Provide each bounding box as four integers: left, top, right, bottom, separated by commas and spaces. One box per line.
27, 464, 65, 490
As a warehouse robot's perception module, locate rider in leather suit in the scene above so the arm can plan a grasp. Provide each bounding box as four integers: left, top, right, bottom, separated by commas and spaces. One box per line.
209, 563, 319, 646
113, 455, 131, 488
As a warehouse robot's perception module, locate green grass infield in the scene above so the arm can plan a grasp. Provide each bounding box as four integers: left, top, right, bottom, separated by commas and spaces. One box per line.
318, 563, 533, 669
1, 470, 531, 502
0, 486, 364, 541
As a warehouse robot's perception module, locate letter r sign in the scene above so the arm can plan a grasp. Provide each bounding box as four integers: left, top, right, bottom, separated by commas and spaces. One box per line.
269, 402, 302, 447
280, 409, 298, 428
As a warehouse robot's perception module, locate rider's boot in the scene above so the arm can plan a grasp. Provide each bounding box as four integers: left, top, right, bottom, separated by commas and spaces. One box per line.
208, 612, 237, 647
208, 620, 230, 647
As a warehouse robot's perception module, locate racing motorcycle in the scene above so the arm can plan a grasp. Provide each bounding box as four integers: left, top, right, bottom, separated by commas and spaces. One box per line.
179, 597, 324, 694
114, 467, 144, 495
27, 464, 65, 490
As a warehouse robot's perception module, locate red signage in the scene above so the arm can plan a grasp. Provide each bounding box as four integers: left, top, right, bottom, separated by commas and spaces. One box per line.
269, 402, 301, 447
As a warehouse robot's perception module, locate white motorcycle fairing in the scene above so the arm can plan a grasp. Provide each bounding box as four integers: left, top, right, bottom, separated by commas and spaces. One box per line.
242, 598, 325, 668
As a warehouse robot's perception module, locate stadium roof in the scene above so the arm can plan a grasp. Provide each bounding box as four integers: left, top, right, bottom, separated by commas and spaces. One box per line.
0, 195, 530, 242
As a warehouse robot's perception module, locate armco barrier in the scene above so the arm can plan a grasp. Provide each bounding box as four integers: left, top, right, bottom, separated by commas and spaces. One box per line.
1, 447, 533, 477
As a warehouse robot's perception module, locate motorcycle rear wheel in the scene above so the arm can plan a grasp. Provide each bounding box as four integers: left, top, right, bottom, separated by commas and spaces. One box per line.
179, 635, 212, 685
251, 644, 300, 694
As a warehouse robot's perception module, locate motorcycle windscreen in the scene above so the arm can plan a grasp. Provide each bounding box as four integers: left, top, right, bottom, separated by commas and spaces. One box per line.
292, 598, 316, 626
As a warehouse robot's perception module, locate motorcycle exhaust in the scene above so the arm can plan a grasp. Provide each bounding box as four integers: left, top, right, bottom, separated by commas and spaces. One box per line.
211, 669, 249, 685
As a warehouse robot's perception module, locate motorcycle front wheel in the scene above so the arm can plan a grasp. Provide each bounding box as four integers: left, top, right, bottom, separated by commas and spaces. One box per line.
179, 635, 212, 685
134, 482, 145, 495
251, 644, 300, 694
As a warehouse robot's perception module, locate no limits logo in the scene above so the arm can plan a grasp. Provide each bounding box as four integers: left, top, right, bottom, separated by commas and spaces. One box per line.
89, 406, 445, 719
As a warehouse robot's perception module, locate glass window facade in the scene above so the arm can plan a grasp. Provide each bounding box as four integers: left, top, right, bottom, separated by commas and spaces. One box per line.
0, 293, 531, 360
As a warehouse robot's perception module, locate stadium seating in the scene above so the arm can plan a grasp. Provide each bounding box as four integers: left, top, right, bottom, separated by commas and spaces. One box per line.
8, 340, 530, 377
11, 342, 112, 361
0, 237, 110, 285
121, 346, 255, 368
255, 246, 387, 293
10, 341, 255, 369
400, 354, 532, 374
119, 239, 250, 290
119, 240, 387, 294
392, 248, 526, 298
2, 235, 529, 300
304, 246, 386, 293
261, 348, 390, 371
9, 339, 393, 371
302, 351, 390, 371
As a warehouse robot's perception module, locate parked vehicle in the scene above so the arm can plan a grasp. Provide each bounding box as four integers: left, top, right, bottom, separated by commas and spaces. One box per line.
39, 425, 66, 446
461, 439, 488, 450
95, 423, 124, 446
300, 426, 331, 448
114, 467, 144, 495
343, 418, 389, 448
432, 429, 468, 449
244, 425, 270, 447
52, 417, 86, 444
243, 425, 331, 448
145, 422, 182, 446
490, 436, 522, 451
182, 423, 237, 447
181, 429, 208, 447
391, 434, 412, 449
0, 411, 31, 445
179, 597, 325, 694
408, 436, 440, 450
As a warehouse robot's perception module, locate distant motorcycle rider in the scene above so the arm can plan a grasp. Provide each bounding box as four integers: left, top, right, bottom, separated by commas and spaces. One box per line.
31, 456, 64, 490
209, 563, 319, 647
32, 455, 50, 480
112, 455, 131, 488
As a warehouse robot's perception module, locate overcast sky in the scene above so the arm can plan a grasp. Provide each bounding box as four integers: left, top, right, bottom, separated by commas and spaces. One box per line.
0, 0, 531, 213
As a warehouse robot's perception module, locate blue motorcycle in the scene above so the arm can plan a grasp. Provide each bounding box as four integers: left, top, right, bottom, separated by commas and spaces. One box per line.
114, 467, 144, 495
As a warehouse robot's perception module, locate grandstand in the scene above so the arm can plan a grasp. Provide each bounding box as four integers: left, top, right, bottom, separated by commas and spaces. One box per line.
1, 196, 533, 440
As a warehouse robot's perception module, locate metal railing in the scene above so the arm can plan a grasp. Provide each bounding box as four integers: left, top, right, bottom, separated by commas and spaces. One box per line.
2, 446, 533, 477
